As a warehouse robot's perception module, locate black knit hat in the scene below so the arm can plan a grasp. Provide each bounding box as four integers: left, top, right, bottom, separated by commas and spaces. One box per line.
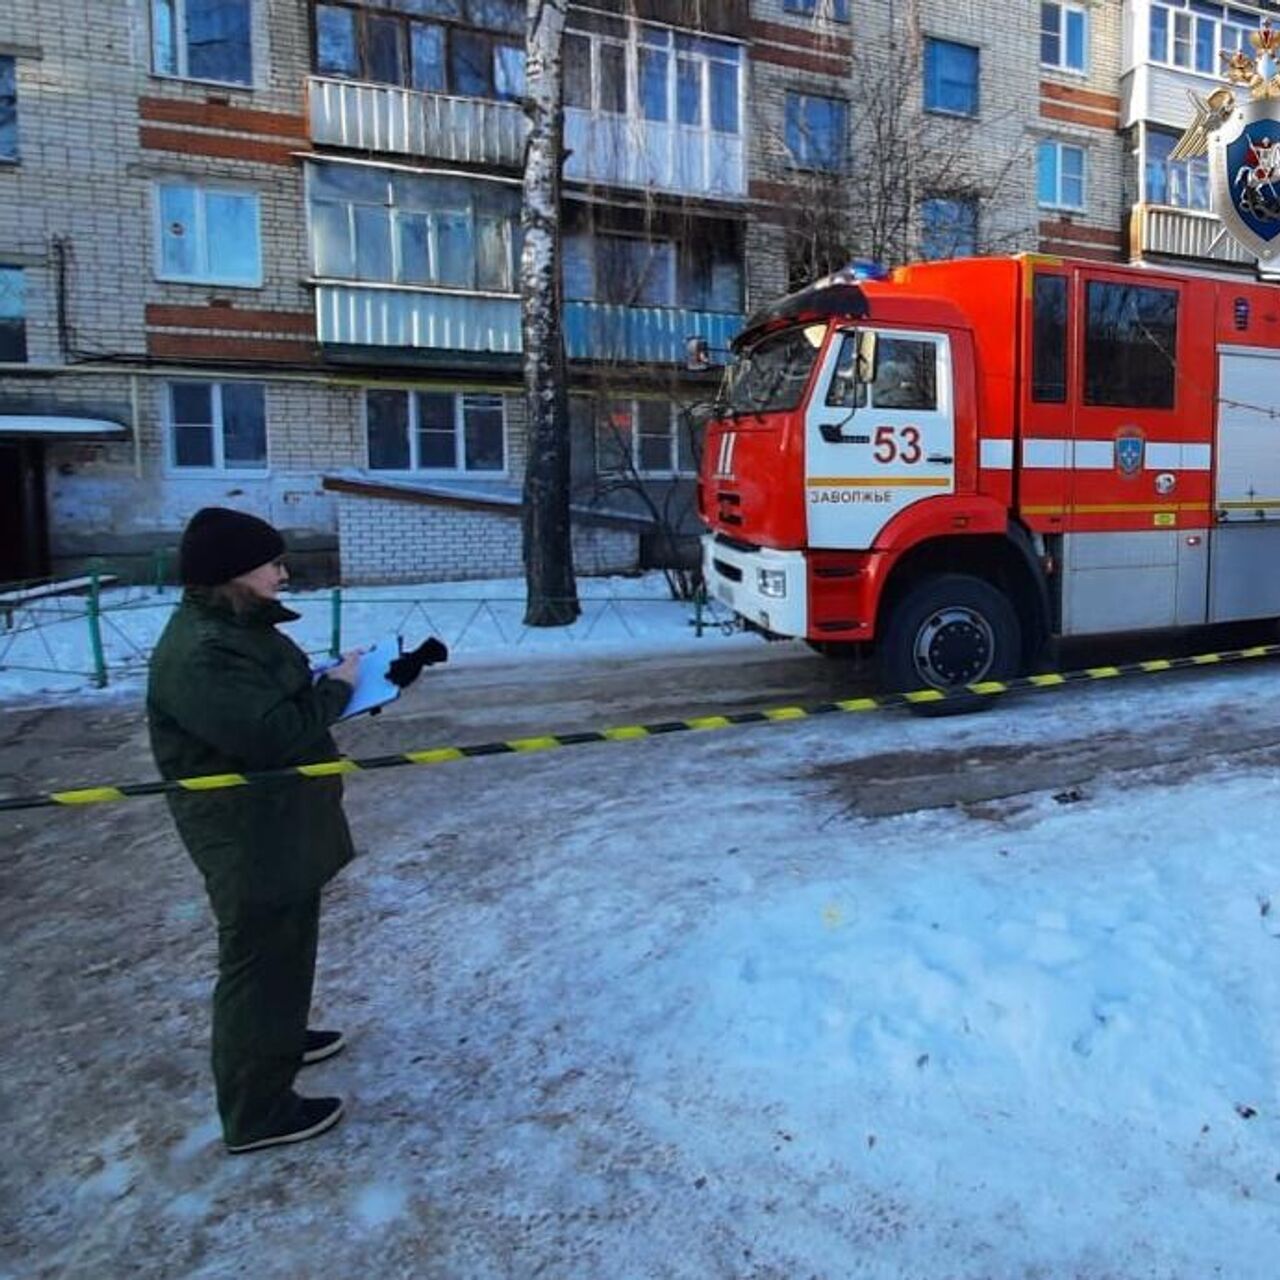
179, 507, 286, 587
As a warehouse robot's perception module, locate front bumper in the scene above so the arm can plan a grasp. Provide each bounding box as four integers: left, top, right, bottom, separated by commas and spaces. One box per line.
702, 535, 808, 639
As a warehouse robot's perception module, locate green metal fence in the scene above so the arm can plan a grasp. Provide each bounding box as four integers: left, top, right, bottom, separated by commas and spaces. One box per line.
0, 576, 733, 691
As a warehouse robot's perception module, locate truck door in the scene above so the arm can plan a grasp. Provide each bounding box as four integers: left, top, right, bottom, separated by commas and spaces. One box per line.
804, 328, 955, 550
1058, 267, 1210, 634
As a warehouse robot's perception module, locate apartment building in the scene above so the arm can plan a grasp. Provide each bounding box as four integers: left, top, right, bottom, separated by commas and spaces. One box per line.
0, 1, 1259, 586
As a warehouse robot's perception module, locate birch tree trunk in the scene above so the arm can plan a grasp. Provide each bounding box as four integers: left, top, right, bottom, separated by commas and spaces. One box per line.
520, 0, 579, 627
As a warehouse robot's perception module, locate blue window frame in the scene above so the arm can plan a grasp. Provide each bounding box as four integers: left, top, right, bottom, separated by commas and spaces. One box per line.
783, 0, 851, 20
921, 197, 978, 260
924, 39, 979, 118
785, 91, 848, 171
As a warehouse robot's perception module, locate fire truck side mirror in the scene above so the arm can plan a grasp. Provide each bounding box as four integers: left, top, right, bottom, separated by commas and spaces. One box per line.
685, 335, 713, 371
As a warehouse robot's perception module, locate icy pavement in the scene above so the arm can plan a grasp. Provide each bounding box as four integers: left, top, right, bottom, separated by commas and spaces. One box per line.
2, 645, 1280, 1277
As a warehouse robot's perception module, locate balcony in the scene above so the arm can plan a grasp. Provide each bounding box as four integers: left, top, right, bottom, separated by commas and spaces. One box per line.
308, 77, 527, 168
564, 109, 745, 200
1129, 204, 1253, 267
314, 283, 742, 365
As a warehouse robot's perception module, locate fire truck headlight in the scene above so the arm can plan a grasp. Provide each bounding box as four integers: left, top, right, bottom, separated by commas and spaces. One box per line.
757, 569, 787, 598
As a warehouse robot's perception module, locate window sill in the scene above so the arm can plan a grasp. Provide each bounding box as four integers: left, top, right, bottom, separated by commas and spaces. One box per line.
1039, 63, 1090, 79
155, 275, 264, 290
1039, 203, 1087, 215
167, 468, 271, 478
923, 107, 980, 122
149, 71, 254, 93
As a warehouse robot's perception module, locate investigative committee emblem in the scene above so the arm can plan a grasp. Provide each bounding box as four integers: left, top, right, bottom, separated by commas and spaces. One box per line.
1173, 19, 1280, 261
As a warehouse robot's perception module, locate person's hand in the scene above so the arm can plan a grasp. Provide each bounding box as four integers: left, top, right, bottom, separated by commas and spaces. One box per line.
326, 649, 363, 687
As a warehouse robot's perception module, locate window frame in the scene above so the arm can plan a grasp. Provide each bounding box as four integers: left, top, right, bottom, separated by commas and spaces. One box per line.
364, 388, 509, 475
781, 0, 851, 22
1143, 126, 1210, 211
784, 89, 849, 172
151, 0, 254, 88
919, 194, 979, 260
164, 380, 269, 475
0, 264, 27, 363
594, 397, 697, 478
1040, 1, 1088, 75
563, 22, 743, 138
153, 181, 264, 288
1147, 2, 1248, 76
923, 37, 980, 119
1037, 139, 1087, 212
0, 56, 18, 164
313, 1, 525, 100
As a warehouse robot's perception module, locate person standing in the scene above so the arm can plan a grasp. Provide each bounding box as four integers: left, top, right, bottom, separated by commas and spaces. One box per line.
147, 507, 361, 1154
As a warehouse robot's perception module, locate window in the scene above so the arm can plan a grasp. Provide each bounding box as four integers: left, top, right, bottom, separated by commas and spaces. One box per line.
309, 162, 522, 291
594, 400, 696, 476
156, 183, 262, 286
1037, 140, 1085, 210
827, 336, 937, 411
920, 196, 978, 260
314, 3, 524, 99
565, 25, 741, 135
0, 267, 26, 362
1041, 2, 1087, 73
0, 57, 17, 162
783, 0, 850, 19
1031, 275, 1067, 403
1145, 129, 1209, 210
168, 382, 267, 470
924, 39, 979, 117
785, 92, 848, 171
1084, 282, 1178, 409
366, 389, 505, 472
1148, 3, 1236, 74
152, 0, 252, 86
729, 326, 825, 415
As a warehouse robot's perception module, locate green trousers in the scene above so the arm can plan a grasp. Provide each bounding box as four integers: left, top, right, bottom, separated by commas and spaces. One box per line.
211, 893, 321, 1146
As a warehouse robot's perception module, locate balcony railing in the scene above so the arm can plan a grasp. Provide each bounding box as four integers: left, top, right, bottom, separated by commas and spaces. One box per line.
1130, 204, 1254, 267
308, 77, 527, 168
314, 282, 743, 365
564, 302, 743, 365
307, 76, 746, 200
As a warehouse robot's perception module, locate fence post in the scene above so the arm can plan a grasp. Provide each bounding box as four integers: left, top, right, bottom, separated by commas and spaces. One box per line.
330, 587, 342, 658
153, 547, 167, 594
88, 572, 108, 688
693, 583, 705, 638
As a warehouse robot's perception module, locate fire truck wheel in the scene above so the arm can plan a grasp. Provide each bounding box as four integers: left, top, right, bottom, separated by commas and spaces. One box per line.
880, 573, 1021, 716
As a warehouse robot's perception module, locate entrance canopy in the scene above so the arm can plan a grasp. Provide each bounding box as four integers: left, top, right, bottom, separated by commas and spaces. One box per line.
0, 415, 127, 439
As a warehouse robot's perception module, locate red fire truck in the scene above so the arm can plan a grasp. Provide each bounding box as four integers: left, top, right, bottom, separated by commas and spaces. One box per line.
698, 254, 1280, 696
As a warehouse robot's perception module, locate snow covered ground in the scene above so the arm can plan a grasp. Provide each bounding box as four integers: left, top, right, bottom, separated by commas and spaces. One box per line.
2, 584, 1279, 1278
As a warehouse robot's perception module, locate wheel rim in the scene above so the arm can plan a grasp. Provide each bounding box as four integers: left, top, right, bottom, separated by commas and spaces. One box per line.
911, 606, 996, 688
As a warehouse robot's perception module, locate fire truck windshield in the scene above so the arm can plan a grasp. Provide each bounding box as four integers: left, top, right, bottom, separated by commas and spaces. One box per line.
727, 324, 826, 416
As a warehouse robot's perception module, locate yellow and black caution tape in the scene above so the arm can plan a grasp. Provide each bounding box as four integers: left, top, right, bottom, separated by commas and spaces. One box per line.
2, 641, 1278, 815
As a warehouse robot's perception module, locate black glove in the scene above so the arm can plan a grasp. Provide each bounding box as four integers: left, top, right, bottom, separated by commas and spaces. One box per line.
387, 636, 449, 689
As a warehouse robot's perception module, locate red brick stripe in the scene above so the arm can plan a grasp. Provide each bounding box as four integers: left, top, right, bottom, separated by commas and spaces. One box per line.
139, 125, 304, 166
749, 18, 853, 57
147, 332, 318, 363
1038, 219, 1123, 248
1040, 82, 1120, 112
139, 96, 307, 139
146, 304, 314, 335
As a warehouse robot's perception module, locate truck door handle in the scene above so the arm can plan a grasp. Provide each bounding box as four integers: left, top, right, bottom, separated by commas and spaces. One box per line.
927, 453, 953, 464
819, 424, 869, 444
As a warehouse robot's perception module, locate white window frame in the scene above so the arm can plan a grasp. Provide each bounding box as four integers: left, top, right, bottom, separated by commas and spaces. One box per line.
164, 380, 269, 475
565, 21, 743, 138
154, 182, 263, 287
151, 0, 254, 88
364, 389, 509, 476
1037, 140, 1087, 212
597, 398, 695, 478
1040, 2, 1088, 74
1147, 2, 1243, 77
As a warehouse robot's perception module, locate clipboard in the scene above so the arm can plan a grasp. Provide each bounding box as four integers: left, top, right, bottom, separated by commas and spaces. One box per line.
312, 636, 403, 719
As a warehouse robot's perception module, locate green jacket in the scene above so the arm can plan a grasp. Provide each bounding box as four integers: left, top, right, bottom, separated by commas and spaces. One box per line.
147, 590, 355, 915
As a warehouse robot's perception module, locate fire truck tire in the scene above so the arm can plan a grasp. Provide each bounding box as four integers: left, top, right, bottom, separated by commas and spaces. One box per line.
879, 573, 1022, 716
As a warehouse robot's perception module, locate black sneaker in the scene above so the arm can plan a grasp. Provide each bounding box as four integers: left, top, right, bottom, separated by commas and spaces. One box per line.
302, 1029, 345, 1066
226, 1096, 344, 1155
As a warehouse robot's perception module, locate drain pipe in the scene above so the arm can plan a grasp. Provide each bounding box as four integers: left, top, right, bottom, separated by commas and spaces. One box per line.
130, 373, 141, 478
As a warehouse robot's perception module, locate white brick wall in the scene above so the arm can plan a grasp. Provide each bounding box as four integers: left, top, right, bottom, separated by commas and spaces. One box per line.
336, 491, 639, 584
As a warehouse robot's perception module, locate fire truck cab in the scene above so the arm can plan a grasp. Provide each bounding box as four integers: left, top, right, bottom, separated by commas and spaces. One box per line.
698, 254, 1280, 695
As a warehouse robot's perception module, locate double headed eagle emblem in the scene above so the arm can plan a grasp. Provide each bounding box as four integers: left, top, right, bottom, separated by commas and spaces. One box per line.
1172, 19, 1280, 162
